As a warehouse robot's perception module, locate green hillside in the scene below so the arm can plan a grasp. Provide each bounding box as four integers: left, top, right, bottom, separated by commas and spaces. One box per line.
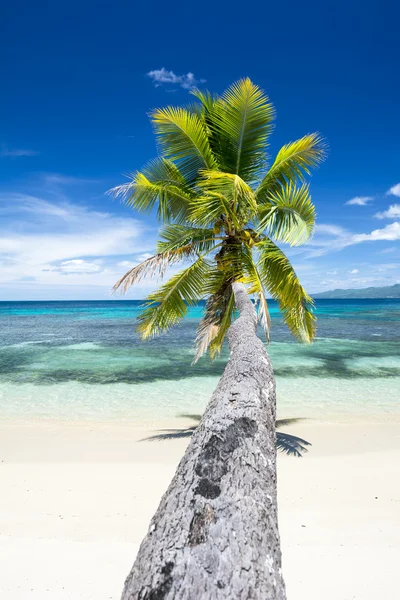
313, 284, 400, 299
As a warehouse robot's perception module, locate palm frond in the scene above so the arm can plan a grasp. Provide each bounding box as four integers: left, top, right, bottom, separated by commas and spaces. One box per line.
257, 133, 326, 196
194, 272, 236, 361
190, 89, 219, 115
256, 239, 316, 343
157, 224, 218, 254
198, 170, 258, 221
240, 246, 271, 340
137, 257, 211, 339
113, 247, 195, 294
109, 158, 193, 223
151, 106, 218, 182
208, 291, 236, 359
211, 78, 275, 180
190, 90, 232, 165
188, 192, 240, 229
194, 322, 219, 361
257, 182, 316, 246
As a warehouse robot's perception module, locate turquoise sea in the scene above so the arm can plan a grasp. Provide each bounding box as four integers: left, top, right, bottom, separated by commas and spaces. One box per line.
0, 299, 399, 422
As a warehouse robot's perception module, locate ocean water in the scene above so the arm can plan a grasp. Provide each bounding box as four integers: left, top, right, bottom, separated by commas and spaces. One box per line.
0, 299, 399, 422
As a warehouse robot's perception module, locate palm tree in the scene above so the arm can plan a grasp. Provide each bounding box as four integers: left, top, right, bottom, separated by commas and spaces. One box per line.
113, 79, 325, 600
111, 78, 326, 360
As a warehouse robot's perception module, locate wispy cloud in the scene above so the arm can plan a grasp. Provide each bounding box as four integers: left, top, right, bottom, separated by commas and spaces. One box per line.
303, 224, 351, 256
147, 68, 206, 90
352, 222, 400, 242
0, 198, 145, 262
42, 173, 100, 186
0, 143, 38, 158
43, 259, 103, 275
375, 204, 400, 219
117, 260, 135, 268
345, 196, 373, 206
302, 221, 400, 258
386, 183, 400, 197
0, 194, 157, 291
288, 259, 399, 295
379, 247, 397, 254
376, 263, 399, 272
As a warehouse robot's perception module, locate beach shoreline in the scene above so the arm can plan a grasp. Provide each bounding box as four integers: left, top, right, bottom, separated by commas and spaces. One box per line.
1, 418, 399, 599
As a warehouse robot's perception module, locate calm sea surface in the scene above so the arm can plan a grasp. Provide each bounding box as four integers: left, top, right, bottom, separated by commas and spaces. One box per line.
0, 299, 399, 422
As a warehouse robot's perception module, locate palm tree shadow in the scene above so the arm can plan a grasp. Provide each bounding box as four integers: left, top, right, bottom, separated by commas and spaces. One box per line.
142, 414, 311, 457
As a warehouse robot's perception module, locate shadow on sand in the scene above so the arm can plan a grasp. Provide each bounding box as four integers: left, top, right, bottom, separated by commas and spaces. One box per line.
142, 415, 311, 458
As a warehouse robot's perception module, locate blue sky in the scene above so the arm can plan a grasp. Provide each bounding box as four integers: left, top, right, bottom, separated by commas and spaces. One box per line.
1, 0, 399, 300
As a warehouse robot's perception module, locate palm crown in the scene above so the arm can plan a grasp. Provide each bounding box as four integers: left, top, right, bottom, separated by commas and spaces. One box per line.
111, 79, 326, 360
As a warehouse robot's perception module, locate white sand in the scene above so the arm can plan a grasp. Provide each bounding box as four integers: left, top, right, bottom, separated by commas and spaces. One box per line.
1, 419, 399, 599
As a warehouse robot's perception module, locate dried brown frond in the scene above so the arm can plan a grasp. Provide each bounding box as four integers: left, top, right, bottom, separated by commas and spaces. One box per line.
193, 277, 235, 362
113, 245, 195, 294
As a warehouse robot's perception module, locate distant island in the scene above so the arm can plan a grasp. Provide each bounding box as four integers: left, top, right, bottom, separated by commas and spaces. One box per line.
312, 284, 400, 299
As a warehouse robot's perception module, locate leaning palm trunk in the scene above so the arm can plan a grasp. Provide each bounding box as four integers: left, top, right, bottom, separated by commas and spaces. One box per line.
121, 282, 286, 600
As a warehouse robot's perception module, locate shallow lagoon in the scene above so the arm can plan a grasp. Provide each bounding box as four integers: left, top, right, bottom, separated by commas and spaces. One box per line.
0, 299, 399, 421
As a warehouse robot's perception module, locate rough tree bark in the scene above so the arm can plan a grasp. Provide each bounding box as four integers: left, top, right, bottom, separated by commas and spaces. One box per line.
121, 282, 287, 600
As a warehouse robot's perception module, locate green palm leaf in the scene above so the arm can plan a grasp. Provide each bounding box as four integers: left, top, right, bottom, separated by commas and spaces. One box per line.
188, 192, 241, 229
257, 133, 326, 197
211, 78, 275, 180
256, 239, 316, 343
257, 182, 316, 246
151, 106, 218, 182
137, 257, 212, 339
157, 224, 218, 255
198, 170, 258, 222
190, 90, 230, 165
190, 89, 219, 117
109, 158, 193, 223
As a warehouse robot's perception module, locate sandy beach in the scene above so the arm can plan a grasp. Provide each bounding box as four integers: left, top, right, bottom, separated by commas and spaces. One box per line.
2, 2, 400, 597
1, 418, 399, 600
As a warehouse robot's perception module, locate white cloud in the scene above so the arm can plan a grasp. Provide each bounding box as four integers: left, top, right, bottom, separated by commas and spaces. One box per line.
117, 260, 135, 268
379, 247, 397, 254
376, 263, 399, 272
315, 224, 347, 236
349, 269, 359, 274
345, 196, 373, 206
136, 252, 153, 262
0, 194, 157, 289
352, 222, 400, 242
303, 221, 400, 258
387, 183, 400, 197
0, 143, 38, 158
303, 224, 352, 257
375, 204, 400, 219
117, 254, 153, 269
326, 270, 338, 275
0, 195, 81, 220
147, 68, 206, 90
42, 173, 100, 186
44, 259, 103, 275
